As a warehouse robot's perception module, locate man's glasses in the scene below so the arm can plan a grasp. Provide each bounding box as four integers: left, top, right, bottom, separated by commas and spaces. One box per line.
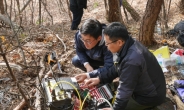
80, 37, 96, 45
105, 40, 118, 46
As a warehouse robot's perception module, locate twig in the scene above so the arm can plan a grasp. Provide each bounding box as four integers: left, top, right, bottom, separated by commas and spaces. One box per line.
55, 34, 66, 51
20, 0, 32, 14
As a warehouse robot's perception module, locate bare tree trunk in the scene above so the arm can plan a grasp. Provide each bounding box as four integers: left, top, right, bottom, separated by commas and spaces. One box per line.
122, 0, 140, 22
167, 0, 171, 18
10, 0, 13, 20
139, 0, 163, 46
162, 0, 168, 30
29, 0, 34, 24
107, 0, 124, 24
104, 0, 109, 20
179, 0, 184, 14
39, 0, 42, 25
66, 0, 72, 22
0, 0, 5, 14
16, 0, 22, 22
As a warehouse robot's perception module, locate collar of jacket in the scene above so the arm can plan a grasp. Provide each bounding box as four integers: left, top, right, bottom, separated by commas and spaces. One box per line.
116, 36, 135, 63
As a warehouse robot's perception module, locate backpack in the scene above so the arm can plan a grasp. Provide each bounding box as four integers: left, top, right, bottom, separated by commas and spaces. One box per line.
177, 30, 184, 47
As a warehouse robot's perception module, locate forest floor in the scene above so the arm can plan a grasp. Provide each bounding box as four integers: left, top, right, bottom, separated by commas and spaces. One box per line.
1, 0, 184, 110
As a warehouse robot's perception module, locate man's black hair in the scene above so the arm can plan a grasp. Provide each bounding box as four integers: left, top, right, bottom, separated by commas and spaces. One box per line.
80, 19, 102, 39
103, 22, 129, 41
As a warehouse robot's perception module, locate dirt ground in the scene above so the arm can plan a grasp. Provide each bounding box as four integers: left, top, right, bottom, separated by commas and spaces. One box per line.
1, 0, 184, 109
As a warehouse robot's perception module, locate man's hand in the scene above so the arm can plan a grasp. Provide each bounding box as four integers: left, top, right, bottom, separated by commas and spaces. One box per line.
85, 77, 100, 87
84, 63, 94, 72
75, 73, 87, 83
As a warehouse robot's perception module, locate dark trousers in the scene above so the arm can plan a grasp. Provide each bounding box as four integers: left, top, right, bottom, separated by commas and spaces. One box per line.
72, 55, 104, 72
70, 6, 83, 30
125, 97, 155, 110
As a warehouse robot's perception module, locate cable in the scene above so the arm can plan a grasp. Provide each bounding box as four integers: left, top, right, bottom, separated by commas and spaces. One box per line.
81, 92, 89, 110
53, 81, 82, 110
97, 98, 114, 110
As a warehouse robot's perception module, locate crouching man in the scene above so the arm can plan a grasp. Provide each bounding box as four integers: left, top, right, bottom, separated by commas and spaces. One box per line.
75, 22, 166, 110
72, 18, 114, 76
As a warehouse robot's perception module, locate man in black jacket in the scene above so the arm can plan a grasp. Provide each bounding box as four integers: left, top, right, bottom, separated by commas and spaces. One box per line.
75, 22, 166, 110
69, 0, 87, 30
72, 19, 114, 78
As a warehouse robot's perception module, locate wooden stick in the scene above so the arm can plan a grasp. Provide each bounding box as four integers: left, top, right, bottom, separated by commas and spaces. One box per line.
13, 89, 36, 110
13, 99, 26, 110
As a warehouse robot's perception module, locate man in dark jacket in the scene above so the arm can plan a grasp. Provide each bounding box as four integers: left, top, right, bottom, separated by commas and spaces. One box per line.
75, 22, 166, 110
69, 0, 87, 30
72, 19, 114, 78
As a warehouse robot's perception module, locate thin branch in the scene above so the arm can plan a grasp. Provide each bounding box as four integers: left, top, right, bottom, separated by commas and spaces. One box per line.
41, 0, 53, 25
56, 34, 66, 51
14, 0, 32, 20
20, 0, 32, 14
122, 6, 129, 23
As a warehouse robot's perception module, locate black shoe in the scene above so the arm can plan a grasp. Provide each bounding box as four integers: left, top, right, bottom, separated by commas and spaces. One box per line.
71, 25, 79, 30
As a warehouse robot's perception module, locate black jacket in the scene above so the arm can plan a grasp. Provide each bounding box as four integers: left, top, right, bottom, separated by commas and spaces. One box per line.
91, 36, 166, 110
75, 30, 114, 78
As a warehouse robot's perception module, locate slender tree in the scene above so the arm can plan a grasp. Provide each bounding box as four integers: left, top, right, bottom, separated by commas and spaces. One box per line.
179, 0, 184, 14
139, 0, 163, 46
0, 0, 5, 14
